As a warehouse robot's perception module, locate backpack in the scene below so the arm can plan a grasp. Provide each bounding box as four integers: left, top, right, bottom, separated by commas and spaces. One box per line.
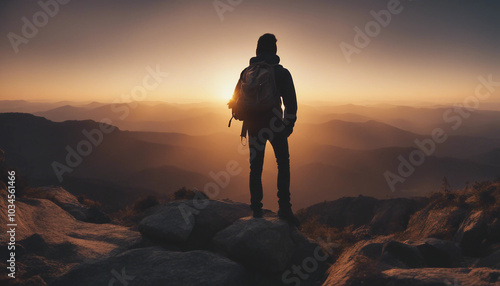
227, 62, 281, 130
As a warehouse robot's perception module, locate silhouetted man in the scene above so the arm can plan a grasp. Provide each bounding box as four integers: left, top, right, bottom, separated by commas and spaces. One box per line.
229, 34, 299, 227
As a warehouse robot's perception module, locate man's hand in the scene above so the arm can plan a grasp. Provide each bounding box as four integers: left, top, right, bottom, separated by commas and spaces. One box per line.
283, 125, 293, 137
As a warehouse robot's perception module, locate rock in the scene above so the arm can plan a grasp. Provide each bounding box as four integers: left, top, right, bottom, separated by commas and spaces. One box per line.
298, 196, 426, 236
86, 205, 111, 224
381, 240, 425, 268
360, 242, 384, 260
370, 198, 424, 235
486, 218, 500, 248
283, 227, 332, 286
184, 199, 252, 249
455, 211, 488, 256
476, 249, 500, 269
51, 247, 250, 286
405, 206, 467, 240
18, 234, 48, 256
411, 238, 462, 268
138, 199, 252, 247
25, 186, 110, 223
381, 268, 500, 286
138, 201, 195, 243
0, 197, 140, 284
27, 186, 88, 220
322, 237, 393, 286
211, 216, 296, 273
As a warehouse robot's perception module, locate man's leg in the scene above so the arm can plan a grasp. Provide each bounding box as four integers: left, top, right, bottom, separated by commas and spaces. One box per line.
249, 133, 266, 214
270, 132, 291, 209
270, 132, 300, 227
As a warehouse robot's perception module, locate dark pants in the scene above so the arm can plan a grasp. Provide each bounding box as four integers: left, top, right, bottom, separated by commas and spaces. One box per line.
248, 127, 291, 211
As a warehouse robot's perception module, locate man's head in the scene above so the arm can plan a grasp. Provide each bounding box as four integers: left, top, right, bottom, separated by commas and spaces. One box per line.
256, 33, 277, 56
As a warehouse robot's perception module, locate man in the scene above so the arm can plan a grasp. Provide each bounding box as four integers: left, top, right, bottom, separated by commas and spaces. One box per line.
231, 34, 299, 227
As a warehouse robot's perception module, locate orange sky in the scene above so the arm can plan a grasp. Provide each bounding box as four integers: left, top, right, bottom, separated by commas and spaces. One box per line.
1, 0, 499, 104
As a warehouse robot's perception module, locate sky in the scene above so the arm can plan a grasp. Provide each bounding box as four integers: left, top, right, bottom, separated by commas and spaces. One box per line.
0, 0, 499, 104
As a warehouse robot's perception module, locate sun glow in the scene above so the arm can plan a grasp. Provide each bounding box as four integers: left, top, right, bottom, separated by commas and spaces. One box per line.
220, 83, 236, 102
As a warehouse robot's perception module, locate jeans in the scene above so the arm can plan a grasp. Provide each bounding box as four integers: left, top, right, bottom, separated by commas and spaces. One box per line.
248, 127, 291, 211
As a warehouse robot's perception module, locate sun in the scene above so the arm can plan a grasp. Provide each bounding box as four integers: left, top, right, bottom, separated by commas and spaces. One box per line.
220, 83, 235, 102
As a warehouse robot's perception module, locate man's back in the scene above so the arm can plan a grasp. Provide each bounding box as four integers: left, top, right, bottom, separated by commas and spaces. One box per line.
239, 52, 297, 133
230, 33, 300, 227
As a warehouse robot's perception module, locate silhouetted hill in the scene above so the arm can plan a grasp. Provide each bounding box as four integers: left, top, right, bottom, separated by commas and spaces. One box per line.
297, 119, 421, 149
0, 113, 208, 195
2, 112, 499, 211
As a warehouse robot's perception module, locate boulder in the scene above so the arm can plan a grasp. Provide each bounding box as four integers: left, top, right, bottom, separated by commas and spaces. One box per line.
51, 247, 250, 286
455, 211, 488, 256
369, 198, 424, 235
0, 197, 140, 284
322, 237, 393, 286
411, 238, 462, 268
381, 268, 500, 286
359, 242, 384, 260
476, 249, 500, 269
211, 216, 296, 273
26, 186, 110, 223
138, 201, 195, 243
184, 199, 252, 249
138, 199, 252, 247
381, 240, 425, 268
405, 206, 467, 240
284, 227, 332, 286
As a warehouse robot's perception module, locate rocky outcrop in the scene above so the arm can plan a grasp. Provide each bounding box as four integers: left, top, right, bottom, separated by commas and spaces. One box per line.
211, 217, 296, 273
46, 198, 329, 286
138, 201, 195, 243
4, 182, 500, 286
25, 186, 110, 223
0, 187, 140, 284
381, 268, 500, 286
51, 247, 251, 286
369, 198, 424, 235
298, 196, 427, 236
138, 199, 252, 248
410, 238, 462, 268
455, 211, 488, 256
476, 250, 500, 269
322, 237, 499, 286
405, 205, 467, 240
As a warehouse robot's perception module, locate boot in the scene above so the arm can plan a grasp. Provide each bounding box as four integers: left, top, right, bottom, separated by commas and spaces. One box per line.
253, 208, 263, 218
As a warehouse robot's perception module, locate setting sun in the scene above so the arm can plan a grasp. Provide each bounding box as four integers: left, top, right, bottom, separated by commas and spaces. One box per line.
220, 83, 236, 102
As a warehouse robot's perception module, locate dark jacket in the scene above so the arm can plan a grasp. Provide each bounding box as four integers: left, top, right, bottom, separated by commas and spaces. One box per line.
234, 53, 298, 134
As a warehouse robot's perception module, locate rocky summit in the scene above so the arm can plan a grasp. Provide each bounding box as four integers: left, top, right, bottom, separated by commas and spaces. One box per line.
1, 181, 500, 285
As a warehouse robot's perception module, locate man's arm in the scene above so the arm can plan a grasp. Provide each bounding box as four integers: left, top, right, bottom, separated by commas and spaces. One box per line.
280, 68, 298, 128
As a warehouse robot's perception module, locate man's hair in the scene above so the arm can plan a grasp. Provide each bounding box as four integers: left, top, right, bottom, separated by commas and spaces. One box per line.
256, 33, 277, 55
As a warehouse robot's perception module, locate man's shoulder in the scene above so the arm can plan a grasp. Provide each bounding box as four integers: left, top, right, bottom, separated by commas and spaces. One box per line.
274, 65, 292, 79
